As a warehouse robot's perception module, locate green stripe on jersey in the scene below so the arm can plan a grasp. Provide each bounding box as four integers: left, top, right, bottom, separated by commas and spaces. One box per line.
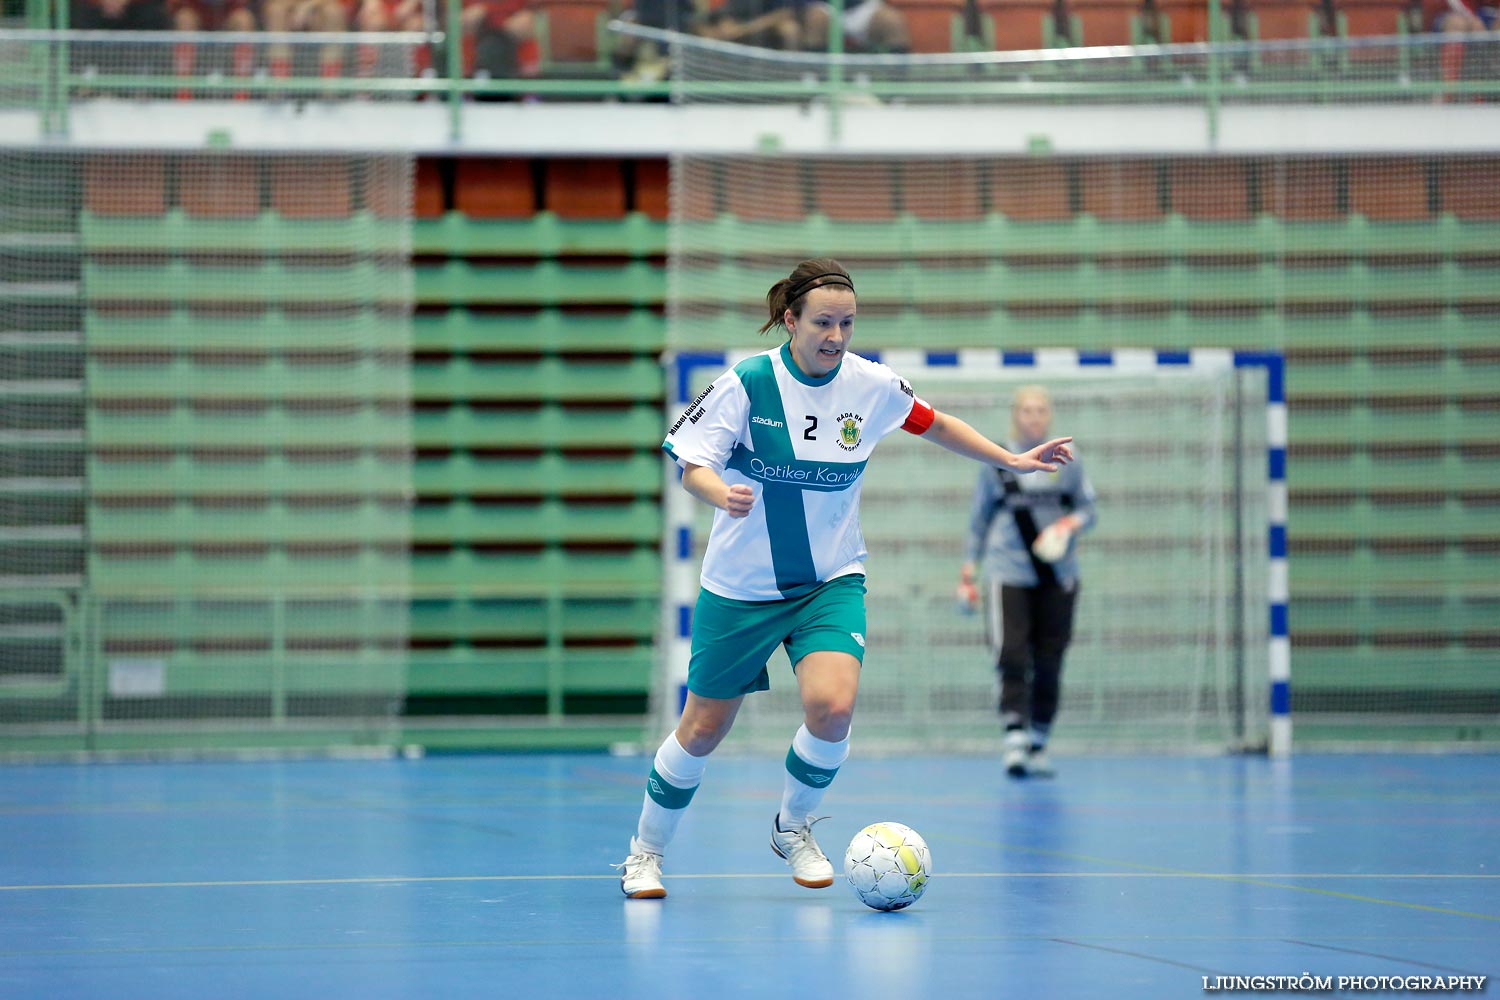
734, 353, 817, 596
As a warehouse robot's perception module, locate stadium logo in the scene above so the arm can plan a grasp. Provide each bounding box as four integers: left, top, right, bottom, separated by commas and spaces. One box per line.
751, 415, 784, 428
837, 412, 864, 451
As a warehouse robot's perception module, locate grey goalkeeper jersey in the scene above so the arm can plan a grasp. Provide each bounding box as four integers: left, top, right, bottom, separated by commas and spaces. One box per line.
964, 441, 1097, 589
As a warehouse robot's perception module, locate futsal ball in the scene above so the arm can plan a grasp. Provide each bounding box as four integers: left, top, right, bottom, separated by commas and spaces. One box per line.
843, 822, 932, 911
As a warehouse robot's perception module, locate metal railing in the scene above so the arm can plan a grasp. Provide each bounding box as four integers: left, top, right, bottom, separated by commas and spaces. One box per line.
2, 21, 1499, 142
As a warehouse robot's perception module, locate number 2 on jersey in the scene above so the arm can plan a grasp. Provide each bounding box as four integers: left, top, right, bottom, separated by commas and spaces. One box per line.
804, 415, 818, 441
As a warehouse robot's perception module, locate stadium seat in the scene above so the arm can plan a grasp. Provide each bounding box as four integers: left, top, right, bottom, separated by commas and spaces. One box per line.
724, 160, 807, 221
989, 160, 1072, 220
454, 158, 535, 219
545, 158, 627, 219
1263, 159, 1340, 220
179, 156, 262, 218
1153, 0, 1208, 41
635, 158, 670, 220
982, 0, 1063, 49
889, 0, 965, 52
532, 0, 608, 63
677, 159, 721, 221
85, 155, 167, 216
270, 159, 353, 219
1245, 0, 1315, 39
1080, 161, 1162, 220
356, 156, 437, 220
903, 161, 984, 220
414, 158, 446, 219
1349, 159, 1430, 221
814, 162, 898, 221
1439, 158, 1500, 220
1070, 0, 1143, 45
1336, 0, 1404, 37
1169, 159, 1252, 221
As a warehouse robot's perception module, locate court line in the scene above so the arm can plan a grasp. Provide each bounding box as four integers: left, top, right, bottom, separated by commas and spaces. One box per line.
933, 835, 1500, 923
2, 872, 1496, 892
1285, 940, 1480, 976
1050, 938, 1217, 976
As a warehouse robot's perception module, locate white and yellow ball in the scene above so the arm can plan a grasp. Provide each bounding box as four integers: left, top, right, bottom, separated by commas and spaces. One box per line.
843, 822, 932, 911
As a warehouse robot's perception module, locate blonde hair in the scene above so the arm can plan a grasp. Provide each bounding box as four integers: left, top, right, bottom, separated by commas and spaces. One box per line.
1010, 384, 1053, 438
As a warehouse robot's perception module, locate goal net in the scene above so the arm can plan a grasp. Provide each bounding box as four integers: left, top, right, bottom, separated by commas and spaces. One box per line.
653, 28, 1500, 749
664, 350, 1277, 754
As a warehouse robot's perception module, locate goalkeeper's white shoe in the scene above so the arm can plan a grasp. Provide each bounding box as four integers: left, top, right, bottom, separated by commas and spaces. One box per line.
771, 814, 835, 888
615, 837, 667, 899
1003, 730, 1030, 778
1027, 747, 1056, 779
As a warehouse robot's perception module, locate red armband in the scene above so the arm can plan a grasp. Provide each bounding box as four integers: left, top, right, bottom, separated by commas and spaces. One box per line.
901, 399, 935, 435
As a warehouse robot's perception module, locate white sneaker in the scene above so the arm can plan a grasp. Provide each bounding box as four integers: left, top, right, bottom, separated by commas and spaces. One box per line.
1003, 730, 1030, 778
614, 836, 666, 899
1028, 747, 1056, 779
770, 814, 835, 888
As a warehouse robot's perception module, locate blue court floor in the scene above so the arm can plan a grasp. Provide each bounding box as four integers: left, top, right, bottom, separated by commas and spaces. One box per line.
1, 752, 1495, 1000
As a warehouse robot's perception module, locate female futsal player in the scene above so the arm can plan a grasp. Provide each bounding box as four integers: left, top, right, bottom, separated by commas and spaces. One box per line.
616, 258, 1074, 899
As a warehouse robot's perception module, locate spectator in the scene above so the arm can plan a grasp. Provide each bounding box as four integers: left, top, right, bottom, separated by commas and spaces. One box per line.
803, 0, 911, 53
74, 0, 172, 29
169, 0, 259, 86
613, 0, 696, 82
74, 0, 173, 85
261, 0, 349, 80
350, 0, 424, 79
462, 0, 540, 82
699, 0, 806, 49
1423, 0, 1495, 99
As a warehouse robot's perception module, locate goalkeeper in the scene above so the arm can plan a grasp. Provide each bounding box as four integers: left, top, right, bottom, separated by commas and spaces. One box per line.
958, 385, 1096, 779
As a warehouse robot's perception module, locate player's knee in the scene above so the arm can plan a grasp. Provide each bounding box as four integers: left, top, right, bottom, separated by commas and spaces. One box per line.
805, 698, 855, 740
678, 729, 724, 757
677, 716, 731, 755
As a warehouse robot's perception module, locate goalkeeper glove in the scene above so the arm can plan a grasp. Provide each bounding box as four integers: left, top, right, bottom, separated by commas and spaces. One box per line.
1031, 518, 1076, 564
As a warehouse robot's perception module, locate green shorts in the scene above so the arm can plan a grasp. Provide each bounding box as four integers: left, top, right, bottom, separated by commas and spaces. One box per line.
687, 574, 867, 700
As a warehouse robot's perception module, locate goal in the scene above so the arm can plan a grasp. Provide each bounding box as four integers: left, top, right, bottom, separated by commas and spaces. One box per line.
661, 348, 1288, 756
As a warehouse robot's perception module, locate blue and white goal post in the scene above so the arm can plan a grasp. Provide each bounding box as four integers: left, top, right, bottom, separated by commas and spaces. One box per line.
660, 348, 1289, 757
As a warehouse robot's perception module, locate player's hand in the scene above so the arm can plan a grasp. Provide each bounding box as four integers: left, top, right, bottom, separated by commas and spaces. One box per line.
1013, 436, 1073, 474
956, 562, 979, 613
723, 483, 755, 518
955, 581, 979, 614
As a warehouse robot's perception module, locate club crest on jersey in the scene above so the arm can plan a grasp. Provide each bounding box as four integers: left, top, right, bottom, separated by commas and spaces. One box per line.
836, 412, 864, 451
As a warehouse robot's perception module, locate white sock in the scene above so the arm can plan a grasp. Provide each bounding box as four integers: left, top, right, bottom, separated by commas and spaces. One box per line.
778, 724, 849, 831
634, 732, 707, 856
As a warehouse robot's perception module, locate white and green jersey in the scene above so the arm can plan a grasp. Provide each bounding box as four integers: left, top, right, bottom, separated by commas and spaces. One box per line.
664, 342, 935, 602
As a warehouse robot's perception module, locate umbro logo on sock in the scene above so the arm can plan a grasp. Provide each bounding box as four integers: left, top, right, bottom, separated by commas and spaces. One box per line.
649, 777, 664, 796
